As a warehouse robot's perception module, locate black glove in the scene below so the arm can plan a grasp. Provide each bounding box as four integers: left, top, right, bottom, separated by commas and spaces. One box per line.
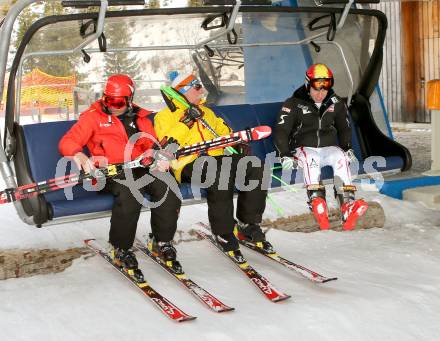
179, 106, 203, 128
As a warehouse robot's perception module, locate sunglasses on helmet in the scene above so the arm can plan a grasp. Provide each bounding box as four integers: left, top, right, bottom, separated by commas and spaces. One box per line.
103, 95, 128, 109
180, 79, 203, 94
192, 83, 203, 91
310, 78, 332, 91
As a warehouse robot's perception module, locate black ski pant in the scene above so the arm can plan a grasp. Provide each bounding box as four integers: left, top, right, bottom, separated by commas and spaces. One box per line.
103, 168, 181, 250
181, 155, 267, 236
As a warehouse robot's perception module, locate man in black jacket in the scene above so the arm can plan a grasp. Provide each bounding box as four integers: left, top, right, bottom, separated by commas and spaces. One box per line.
274, 63, 368, 230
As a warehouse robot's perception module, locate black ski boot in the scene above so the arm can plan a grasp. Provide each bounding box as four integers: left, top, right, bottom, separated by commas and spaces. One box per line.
215, 233, 245, 264
111, 248, 145, 283
148, 236, 183, 274
235, 222, 274, 253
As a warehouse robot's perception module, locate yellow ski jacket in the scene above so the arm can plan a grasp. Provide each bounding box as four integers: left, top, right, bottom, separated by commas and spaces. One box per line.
154, 101, 232, 182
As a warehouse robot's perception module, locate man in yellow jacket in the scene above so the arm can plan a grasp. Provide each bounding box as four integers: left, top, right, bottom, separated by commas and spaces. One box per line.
154, 72, 271, 261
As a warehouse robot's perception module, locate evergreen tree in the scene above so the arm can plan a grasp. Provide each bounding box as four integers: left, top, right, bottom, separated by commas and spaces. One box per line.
187, 0, 204, 7
148, 0, 160, 8
1, 0, 17, 16
14, 6, 39, 73
104, 21, 142, 79
36, 3, 74, 76
15, 3, 74, 76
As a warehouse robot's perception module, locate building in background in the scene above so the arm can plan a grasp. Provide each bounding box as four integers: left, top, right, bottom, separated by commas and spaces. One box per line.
372, 0, 439, 123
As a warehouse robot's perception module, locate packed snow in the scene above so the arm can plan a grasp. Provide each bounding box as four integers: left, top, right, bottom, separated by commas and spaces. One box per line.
1, 172, 440, 340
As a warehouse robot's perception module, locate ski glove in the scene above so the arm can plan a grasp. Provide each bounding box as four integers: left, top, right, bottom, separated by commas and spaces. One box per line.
179, 106, 203, 128
345, 149, 357, 164
280, 156, 298, 170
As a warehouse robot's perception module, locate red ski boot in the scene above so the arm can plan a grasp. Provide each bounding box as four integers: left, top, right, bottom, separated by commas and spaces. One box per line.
311, 197, 331, 230
341, 200, 369, 230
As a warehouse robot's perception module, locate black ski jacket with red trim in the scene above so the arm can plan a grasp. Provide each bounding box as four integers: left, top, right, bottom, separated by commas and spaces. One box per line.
273, 85, 352, 157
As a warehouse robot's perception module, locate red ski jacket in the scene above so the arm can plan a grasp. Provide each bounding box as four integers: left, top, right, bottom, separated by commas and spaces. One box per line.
59, 100, 157, 164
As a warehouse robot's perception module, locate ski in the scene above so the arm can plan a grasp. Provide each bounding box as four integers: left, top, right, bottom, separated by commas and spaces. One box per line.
0, 125, 271, 205
176, 125, 271, 157
84, 239, 196, 322
134, 239, 234, 313
195, 226, 291, 303
235, 236, 337, 284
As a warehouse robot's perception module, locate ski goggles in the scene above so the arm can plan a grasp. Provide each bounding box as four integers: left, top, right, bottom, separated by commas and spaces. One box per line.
179, 79, 203, 94
310, 78, 333, 91
103, 95, 128, 109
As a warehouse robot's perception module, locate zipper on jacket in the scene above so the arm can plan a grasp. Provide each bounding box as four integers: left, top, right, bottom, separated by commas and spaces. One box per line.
317, 103, 332, 147
317, 117, 321, 147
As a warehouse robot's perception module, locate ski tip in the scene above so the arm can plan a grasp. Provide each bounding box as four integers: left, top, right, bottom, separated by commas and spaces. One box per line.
321, 277, 338, 283
252, 126, 272, 140
272, 294, 291, 303
215, 306, 235, 313
255, 125, 272, 132
177, 315, 197, 323
84, 238, 96, 245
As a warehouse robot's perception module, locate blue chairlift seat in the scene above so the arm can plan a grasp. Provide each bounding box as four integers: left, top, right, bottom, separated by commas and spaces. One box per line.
19, 102, 404, 221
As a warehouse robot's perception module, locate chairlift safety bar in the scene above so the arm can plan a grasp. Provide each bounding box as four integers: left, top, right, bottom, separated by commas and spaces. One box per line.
315, 39, 354, 104
73, 0, 108, 53
336, 0, 354, 30
15, 30, 333, 119
62, 0, 145, 7
195, 0, 242, 52
0, 0, 368, 225
320, 0, 379, 4
13, 29, 360, 119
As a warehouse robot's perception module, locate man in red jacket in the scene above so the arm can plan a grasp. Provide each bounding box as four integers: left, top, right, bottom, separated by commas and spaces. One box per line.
59, 75, 182, 280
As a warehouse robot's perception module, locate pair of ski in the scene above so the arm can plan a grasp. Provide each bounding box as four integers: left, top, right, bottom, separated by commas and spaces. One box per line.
196, 222, 338, 284
196, 222, 336, 299
0, 125, 271, 205
86, 222, 336, 322
85, 237, 234, 323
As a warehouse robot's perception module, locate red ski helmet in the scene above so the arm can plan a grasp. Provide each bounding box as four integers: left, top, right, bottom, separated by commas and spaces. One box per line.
104, 74, 135, 97
305, 64, 334, 91
102, 74, 135, 113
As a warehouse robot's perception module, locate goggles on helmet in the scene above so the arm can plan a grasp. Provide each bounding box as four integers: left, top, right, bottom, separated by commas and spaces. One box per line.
310, 78, 332, 91
103, 95, 128, 109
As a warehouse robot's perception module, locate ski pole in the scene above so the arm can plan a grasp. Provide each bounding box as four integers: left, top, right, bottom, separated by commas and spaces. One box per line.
266, 193, 284, 215
161, 86, 238, 155
270, 172, 298, 193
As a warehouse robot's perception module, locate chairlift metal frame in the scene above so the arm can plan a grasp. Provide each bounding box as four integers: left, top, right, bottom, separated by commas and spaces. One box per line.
0, 0, 391, 226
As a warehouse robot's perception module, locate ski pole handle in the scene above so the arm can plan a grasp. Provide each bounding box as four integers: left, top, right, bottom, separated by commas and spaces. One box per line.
161, 85, 190, 108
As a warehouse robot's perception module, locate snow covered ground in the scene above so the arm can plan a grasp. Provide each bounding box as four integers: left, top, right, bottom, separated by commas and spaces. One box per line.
1, 172, 440, 340
0, 119, 438, 341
